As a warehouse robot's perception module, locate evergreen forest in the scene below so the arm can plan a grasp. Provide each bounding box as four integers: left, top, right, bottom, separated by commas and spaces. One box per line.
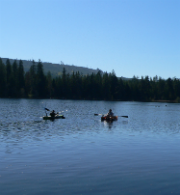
0, 58, 180, 102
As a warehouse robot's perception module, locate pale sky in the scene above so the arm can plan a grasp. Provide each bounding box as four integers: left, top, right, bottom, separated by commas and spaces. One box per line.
0, 0, 179, 79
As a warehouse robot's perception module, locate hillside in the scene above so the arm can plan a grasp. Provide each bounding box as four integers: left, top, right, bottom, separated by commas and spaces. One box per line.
1, 58, 103, 77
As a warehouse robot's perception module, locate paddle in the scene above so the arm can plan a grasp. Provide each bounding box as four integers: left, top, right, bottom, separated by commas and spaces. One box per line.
119, 116, 128, 118
61, 110, 68, 112
45, 108, 68, 115
94, 113, 128, 118
57, 110, 68, 114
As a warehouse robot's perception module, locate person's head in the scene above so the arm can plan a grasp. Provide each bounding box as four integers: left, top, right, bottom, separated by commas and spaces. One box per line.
53, 110, 55, 112
109, 109, 112, 112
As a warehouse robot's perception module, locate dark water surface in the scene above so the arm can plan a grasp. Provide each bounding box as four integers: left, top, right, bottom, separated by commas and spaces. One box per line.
0, 99, 180, 195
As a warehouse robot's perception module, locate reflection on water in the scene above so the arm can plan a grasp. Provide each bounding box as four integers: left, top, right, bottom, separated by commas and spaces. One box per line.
0, 99, 180, 195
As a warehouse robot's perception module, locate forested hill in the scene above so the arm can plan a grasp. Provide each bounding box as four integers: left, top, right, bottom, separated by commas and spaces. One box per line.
0, 57, 180, 102
1, 58, 102, 77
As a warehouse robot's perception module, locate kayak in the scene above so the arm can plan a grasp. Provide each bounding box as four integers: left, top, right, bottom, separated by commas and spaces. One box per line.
43, 115, 65, 120
101, 115, 118, 121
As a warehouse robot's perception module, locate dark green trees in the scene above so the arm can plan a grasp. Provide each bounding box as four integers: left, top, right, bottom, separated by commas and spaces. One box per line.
25, 60, 47, 98
6, 59, 13, 97
37, 60, 47, 98
0, 58, 180, 102
0, 58, 25, 97
0, 58, 6, 97
17, 60, 25, 97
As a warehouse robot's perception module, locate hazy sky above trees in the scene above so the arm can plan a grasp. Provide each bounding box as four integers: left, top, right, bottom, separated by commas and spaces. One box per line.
0, 0, 179, 79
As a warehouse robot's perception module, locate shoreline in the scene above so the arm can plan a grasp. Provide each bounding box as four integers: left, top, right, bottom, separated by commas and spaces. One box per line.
0, 97, 179, 103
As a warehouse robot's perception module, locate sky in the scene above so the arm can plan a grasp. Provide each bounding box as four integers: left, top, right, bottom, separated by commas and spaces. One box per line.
0, 0, 179, 79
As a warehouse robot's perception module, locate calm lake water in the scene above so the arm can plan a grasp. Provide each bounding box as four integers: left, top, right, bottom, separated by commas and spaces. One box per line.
0, 99, 180, 195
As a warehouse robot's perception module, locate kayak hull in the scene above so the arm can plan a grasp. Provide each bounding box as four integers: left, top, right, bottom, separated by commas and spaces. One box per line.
101, 116, 118, 121
43, 115, 65, 120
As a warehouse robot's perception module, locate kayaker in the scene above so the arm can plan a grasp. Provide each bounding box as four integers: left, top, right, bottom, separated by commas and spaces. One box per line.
107, 109, 114, 117
50, 110, 56, 117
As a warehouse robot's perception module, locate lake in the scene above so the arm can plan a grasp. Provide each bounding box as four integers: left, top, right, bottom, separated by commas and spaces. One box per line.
0, 99, 180, 195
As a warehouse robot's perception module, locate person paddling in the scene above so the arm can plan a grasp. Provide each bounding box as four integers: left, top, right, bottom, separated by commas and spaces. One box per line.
50, 110, 57, 117
107, 109, 114, 117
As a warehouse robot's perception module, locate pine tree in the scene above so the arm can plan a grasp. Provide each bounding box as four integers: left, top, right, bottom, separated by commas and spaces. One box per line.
12, 60, 18, 97
29, 60, 37, 97
6, 59, 13, 97
18, 60, 25, 97
0, 58, 6, 97
37, 60, 46, 98
46, 71, 52, 98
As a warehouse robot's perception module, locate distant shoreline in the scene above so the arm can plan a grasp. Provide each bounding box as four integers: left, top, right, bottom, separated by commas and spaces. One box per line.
0, 97, 178, 103
151, 100, 176, 103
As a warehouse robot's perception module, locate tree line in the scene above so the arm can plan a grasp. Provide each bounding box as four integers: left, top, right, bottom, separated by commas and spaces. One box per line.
0, 58, 180, 102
